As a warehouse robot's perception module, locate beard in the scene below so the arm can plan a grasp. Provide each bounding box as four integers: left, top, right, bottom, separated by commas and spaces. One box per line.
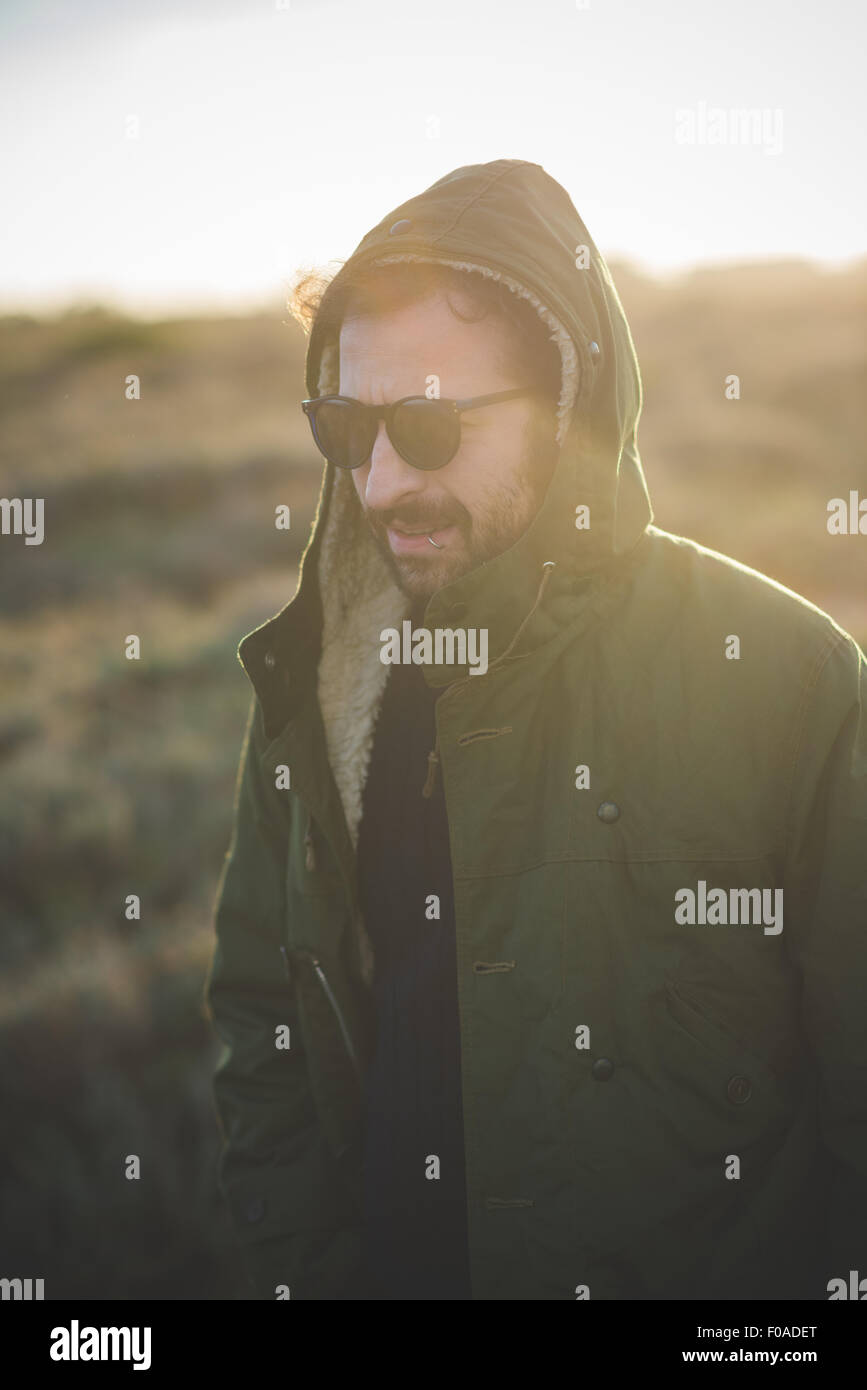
362, 441, 555, 603
364, 469, 539, 600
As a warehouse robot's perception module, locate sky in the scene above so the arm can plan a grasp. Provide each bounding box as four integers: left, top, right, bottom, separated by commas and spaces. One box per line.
1, 0, 864, 315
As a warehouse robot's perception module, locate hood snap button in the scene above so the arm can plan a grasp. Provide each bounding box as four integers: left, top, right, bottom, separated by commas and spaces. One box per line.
597, 800, 620, 824
592, 1057, 615, 1081
389, 218, 412, 235
588, 340, 600, 358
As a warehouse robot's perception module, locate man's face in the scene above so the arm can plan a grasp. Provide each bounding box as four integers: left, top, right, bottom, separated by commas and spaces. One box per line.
338, 289, 559, 604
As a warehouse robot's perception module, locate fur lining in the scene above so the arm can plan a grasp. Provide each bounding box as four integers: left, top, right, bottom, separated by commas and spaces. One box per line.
315, 257, 579, 859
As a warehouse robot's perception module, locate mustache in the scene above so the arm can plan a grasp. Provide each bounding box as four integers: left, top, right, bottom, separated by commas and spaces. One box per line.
369, 506, 465, 532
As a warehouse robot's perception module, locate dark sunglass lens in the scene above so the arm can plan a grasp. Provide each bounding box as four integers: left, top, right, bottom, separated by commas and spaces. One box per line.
392, 399, 459, 470
312, 400, 372, 469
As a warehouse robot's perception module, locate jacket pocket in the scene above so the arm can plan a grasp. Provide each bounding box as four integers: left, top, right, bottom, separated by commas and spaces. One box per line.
643, 973, 794, 1157
663, 976, 782, 1092
659, 975, 797, 1140
224, 1156, 361, 1300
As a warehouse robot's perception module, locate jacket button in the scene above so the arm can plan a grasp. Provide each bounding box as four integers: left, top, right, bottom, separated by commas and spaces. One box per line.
264, 650, 276, 671
245, 1197, 266, 1223
592, 1057, 615, 1081
726, 1075, 752, 1105
597, 801, 620, 824
389, 218, 412, 235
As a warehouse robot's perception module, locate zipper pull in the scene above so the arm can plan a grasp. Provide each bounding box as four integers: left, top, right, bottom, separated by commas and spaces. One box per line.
304, 812, 317, 871
279, 945, 292, 983
422, 746, 439, 799
305, 953, 362, 1081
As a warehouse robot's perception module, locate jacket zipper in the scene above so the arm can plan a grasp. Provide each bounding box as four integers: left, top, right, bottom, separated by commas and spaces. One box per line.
303, 950, 363, 1082
280, 939, 363, 1082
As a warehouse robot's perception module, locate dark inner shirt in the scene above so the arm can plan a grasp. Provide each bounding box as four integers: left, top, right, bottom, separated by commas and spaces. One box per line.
356, 631, 471, 1300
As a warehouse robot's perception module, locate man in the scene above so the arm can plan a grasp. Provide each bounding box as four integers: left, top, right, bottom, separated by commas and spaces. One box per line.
205, 158, 867, 1301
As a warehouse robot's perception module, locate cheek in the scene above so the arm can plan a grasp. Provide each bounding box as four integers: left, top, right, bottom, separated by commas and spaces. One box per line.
462, 432, 521, 499
440, 460, 484, 522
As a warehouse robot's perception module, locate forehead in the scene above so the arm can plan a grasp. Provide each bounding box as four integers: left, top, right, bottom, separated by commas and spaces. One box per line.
338, 289, 511, 396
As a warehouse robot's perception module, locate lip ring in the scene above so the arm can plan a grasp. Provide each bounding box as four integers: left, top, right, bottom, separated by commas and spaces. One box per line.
427, 534, 444, 548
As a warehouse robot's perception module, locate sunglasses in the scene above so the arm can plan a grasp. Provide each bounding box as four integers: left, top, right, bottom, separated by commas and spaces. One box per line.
301, 386, 536, 472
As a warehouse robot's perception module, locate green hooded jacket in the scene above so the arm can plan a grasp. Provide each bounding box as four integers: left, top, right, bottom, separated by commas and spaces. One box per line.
205, 158, 867, 1301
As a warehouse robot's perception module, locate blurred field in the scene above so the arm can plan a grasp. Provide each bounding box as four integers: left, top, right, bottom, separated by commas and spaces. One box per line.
0, 259, 865, 1298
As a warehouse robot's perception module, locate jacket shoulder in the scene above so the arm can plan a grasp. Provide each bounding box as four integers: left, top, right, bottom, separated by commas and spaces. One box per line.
642, 525, 859, 658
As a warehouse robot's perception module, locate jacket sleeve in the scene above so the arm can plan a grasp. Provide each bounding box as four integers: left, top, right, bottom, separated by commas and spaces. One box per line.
784, 628, 867, 1296
204, 694, 362, 1299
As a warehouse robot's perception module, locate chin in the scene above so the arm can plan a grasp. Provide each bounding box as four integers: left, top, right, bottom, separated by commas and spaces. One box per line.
395, 559, 456, 603
398, 572, 440, 603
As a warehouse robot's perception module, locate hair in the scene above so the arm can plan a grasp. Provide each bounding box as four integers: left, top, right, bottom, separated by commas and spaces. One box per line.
287, 260, 563, 422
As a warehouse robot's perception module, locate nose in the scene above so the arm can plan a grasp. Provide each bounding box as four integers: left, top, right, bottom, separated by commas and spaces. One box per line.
361, 419, 427, 514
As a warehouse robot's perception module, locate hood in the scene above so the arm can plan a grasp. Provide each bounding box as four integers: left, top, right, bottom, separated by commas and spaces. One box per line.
243, 158, 653, 854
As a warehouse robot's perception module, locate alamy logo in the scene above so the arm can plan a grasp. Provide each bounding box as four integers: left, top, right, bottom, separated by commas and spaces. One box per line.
827, 1270, 867, 1300
50, 1320, 152, 1371
0, 498, 44, 545
674, 102, 784, 156
827, 492, 867, 535
380, 621, 488, 676
0, 1276, 44, 1299
674, 881, 783, 935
